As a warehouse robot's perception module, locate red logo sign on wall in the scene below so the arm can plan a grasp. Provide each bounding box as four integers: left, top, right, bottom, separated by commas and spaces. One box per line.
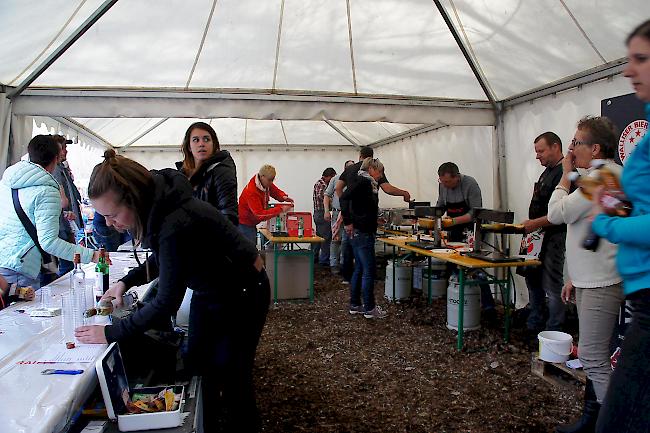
619, 119, 648, 164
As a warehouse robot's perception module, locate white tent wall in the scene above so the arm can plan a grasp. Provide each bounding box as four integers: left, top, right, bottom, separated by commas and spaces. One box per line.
504, 74, 634, 307
122, 148, 359, 217
373, 126, 495, 210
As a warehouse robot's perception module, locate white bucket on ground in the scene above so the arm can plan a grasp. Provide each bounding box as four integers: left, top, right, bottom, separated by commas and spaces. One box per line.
422, 262, 447, 299
385, 261, 412, 301
446, 278, 480, 331
538, 331, 573, 363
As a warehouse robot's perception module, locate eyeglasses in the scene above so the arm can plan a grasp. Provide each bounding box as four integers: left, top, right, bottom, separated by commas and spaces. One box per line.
570, 138, 593, 147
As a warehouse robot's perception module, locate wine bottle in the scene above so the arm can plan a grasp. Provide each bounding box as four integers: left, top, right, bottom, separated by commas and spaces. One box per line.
94, 247, 110, 303
84, 292, 138, 318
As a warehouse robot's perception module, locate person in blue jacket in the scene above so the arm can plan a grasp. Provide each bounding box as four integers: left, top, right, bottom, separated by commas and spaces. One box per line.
591, 19, 650, 433
0, 135, 99, 289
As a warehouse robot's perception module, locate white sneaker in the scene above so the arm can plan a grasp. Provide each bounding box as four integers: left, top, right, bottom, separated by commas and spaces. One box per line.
363, 305, 387, 319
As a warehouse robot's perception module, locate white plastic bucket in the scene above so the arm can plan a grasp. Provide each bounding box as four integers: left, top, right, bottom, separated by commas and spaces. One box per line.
446, 279, 481, 331
538, 331, 573, 363
385, 261, 412, 301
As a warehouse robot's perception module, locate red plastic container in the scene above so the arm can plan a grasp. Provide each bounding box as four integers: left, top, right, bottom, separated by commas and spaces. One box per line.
286, 212, 313, 237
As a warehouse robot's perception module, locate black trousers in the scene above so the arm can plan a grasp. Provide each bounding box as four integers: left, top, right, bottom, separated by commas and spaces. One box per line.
596, 288, 650, 433
188, 271, 270, 433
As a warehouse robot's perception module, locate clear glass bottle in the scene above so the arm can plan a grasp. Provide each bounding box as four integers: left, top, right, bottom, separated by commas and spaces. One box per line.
298, 216, 304, 238
67, 253, 87, 341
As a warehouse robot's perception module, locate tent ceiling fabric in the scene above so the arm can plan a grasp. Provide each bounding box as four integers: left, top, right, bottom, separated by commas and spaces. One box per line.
2, 1, 649, 148
64, 117, 423, 148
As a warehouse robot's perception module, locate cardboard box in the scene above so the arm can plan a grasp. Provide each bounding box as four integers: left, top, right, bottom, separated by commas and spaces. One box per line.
264, 249, 311, 300
96, 343, 185, 431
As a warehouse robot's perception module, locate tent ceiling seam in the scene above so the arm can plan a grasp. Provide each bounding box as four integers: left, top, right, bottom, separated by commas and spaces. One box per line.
185, 0, 219, 89
559, 0, 606, 64
18, 88, 493, 109
502, 58, 626, 107
8, 0, 87, 86
7, 0, 118, 99
55, 116, 114, 149
432, 0, 496, 108
447, 0, 497, 100
272, 0, 286, 92
346, 0, 358, 94
368, 122, 448, 148
279, 120, 289, 146
323, 118, 360, 147
120, 118, 169, 149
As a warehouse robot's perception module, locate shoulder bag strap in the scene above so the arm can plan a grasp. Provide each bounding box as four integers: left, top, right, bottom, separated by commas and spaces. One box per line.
11, 188, 52, 264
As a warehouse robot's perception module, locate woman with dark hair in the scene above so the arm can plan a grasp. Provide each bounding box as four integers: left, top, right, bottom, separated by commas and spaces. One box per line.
547, 116, 623, 433
75, 150, 270, 432
176, 121, 239, 226
591, 19, 650, 433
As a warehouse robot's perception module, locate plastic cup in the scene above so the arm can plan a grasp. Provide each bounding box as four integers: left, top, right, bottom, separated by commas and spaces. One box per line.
40, 287, 53, 309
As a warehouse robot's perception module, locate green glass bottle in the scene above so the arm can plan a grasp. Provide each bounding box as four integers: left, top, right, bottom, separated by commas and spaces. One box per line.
93, 247, 109, 303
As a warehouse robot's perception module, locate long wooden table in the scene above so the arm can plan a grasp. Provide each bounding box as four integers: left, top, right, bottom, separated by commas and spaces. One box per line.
258, 228, 324, 304
378, 236, 540, 351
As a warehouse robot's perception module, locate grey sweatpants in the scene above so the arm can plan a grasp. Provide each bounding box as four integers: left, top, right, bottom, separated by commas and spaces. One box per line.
575, 284, 624, 403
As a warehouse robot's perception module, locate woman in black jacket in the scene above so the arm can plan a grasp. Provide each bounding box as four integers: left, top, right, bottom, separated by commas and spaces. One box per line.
76, 150, 270, 432
340, 157, 387, 320
176, 122, 239, 226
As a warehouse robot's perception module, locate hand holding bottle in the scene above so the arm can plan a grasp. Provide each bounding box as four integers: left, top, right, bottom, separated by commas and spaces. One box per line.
102, 281, 127, 308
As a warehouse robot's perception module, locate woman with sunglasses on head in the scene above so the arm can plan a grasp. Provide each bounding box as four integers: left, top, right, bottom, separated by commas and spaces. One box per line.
177, 122, 239, 226
591, 19, 650, 433
75, 150, 270, 432
547, 116, 624, 433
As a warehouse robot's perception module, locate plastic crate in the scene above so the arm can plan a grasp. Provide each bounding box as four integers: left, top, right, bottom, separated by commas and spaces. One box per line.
286, 212, 313, 237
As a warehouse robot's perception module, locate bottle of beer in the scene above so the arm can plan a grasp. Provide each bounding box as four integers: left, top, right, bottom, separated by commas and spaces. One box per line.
298, 216, 304, 238
94, 247, 109, 303
84, 292, 138, 318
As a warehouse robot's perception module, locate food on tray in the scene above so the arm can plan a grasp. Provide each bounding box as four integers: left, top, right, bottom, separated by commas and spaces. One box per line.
126, 388, 180, 414
66, 342, 75, 349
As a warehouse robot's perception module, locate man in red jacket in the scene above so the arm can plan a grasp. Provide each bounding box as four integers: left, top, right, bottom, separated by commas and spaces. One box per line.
238, 164, 293, 246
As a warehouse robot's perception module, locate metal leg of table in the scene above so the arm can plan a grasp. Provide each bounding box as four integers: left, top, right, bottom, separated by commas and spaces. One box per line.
309, 244, 315, 304
427, 256, 433, 305
273, 244, 279, 305
504, 268, 512, 343
457, 268, 465, 351
392, 245, 396, 302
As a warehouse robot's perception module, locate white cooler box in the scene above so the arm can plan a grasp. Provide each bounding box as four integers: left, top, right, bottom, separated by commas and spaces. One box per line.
96, 342, 185, 431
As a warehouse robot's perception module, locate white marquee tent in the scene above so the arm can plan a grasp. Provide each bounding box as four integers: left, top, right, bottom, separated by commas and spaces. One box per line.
2, 0, 649, 303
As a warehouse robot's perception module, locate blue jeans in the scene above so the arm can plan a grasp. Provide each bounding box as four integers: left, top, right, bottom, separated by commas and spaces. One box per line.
596, 289, 650, 432
340, 229, 354, 281
0, 268, 41, 290
238, 224, 258, 248
526, 231, 566, 331
312, 214, 331, 265
58, 259, 74, 276
350, 230, 376, 311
